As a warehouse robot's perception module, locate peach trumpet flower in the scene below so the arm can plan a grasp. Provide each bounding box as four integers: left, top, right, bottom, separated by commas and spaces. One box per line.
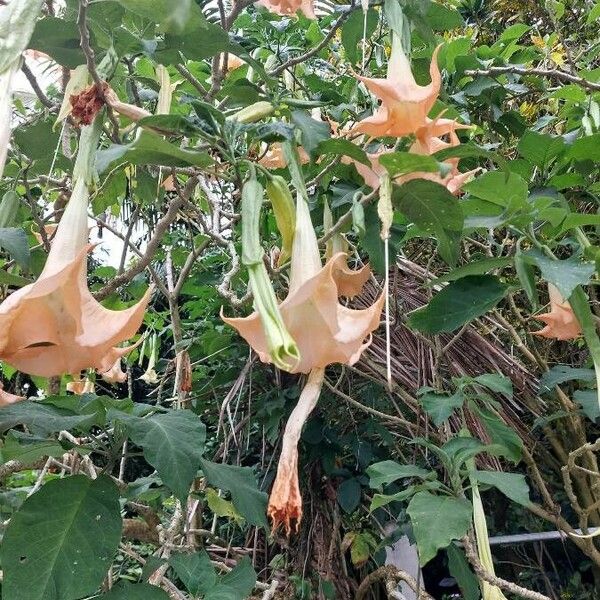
257, 0, 316, 19
353, 39, 442, 139
224, 188, 383, 532
223, 196, 384, 374
0, 122, 151, 378
533, 283, 582, 341
259, 143, 310, 170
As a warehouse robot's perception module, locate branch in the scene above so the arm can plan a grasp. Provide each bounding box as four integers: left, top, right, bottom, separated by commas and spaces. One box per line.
356, 565, 434, 600
21, 61, 55, 108
269, 8, 355, 77
464, 65, 600, 92
462, 535, 551, 600
94, 176, 199, 300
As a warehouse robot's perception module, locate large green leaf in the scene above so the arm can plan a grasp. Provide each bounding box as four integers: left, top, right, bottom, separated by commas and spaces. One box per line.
407, 492, 472, 565
517, 130, 565, 168
523, 251, 595, 299
0, 401, 94, 436
420, 391, 465, 426
367, 460, 433, 488
316, 138, 369, 165
463, 171, 528, 210
472, 470, 531, 507
117, 410, 206, 501
435, 257, 513, 284
169, 551, 216, 596
379, 152, 440, 177
1, 476, 122, 600
341, 9, 378, 64
29, 17, 87, 68
568, 134, 600, 162
539, 364, 596, 393
96, 131, 213, 173
0, 0, 44, 72
199, 458, 268, 528
394, 179, 463, 265
97, 582, 169, 600
205, 557, 256, 600
408, 275, 510, 334
115, 0, 192, 32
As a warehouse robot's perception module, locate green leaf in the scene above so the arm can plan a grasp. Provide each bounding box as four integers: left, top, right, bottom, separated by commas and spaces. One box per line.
0, 432, 65, 466
472, 373, 513, 398
169, 551, 216, 596
199, 458, 268, 528
574, 390, 600, 422
117, 410, 206, 502
379, 152, 440, 177
1, 476, 122, 600
115, 0, 192, 33
425, 3, 464, 30
205, 487, 244, 524
587, 2, 600, 24
337, 478, 362, 513
568, 134, 600, 162
0, 401, 94, 436
367, 460, 433, 488
464, 171, 528, 209
29, 17, 87, 68
447, 544, 480, 600
316, 138, 369, 165
420, 391, 464, 426
0, 227, 30, 268
394, 179, 463, 265
524, 251, 595, 299
472, 470, 531, 507
341, 9, 378, 64
407, 492, 472, 565
539, 365, 596, 393
434, 257, 512, 284
96, 131, 213, 173
517, 130, 565, 168
472, 405, 522, 463
98, 582, 169, 600
408, 275, 510, 334
0, 270, 32, 287
210, 557, 256, 600
291, 111, 330, 156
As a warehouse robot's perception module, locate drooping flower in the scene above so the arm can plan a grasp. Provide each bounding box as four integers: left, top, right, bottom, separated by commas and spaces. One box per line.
0, 121, 151, 378
66, 377, 95, 395
352, 39, 442, 138
267, 367, 324, 533
256, 0, 316, 19
345, 115, 478, 194
223, 196, 384, 373
533, 283, 581, 340
223, 181, 384, 532
100, 358, 128, 384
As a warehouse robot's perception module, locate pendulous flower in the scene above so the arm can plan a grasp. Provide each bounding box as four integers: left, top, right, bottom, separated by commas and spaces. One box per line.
533, 283, 581, 341
353, 38, 442, 139
0, 120, 150, 378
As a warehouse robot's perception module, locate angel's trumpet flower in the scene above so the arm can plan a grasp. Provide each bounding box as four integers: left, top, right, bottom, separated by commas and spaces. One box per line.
223, 171, 383, 532
139, 334, 159, 385
101, 358, 127, 384
257, 0, 316, 19
533, 283, 581, 340
223, 192, 384, 374
353, 37, 441, 139
259, 143, 310, 170
0, 120, 151, 378
346, 116, 477, 194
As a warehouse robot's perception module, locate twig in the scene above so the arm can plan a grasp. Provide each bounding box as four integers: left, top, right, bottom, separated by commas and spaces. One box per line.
269, 8, 355, 77
21, 61, 55, 109
94, 177, 199, 300
462, 535, 552, 600
356, 565, 434, 600
464, 66, 600, 92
